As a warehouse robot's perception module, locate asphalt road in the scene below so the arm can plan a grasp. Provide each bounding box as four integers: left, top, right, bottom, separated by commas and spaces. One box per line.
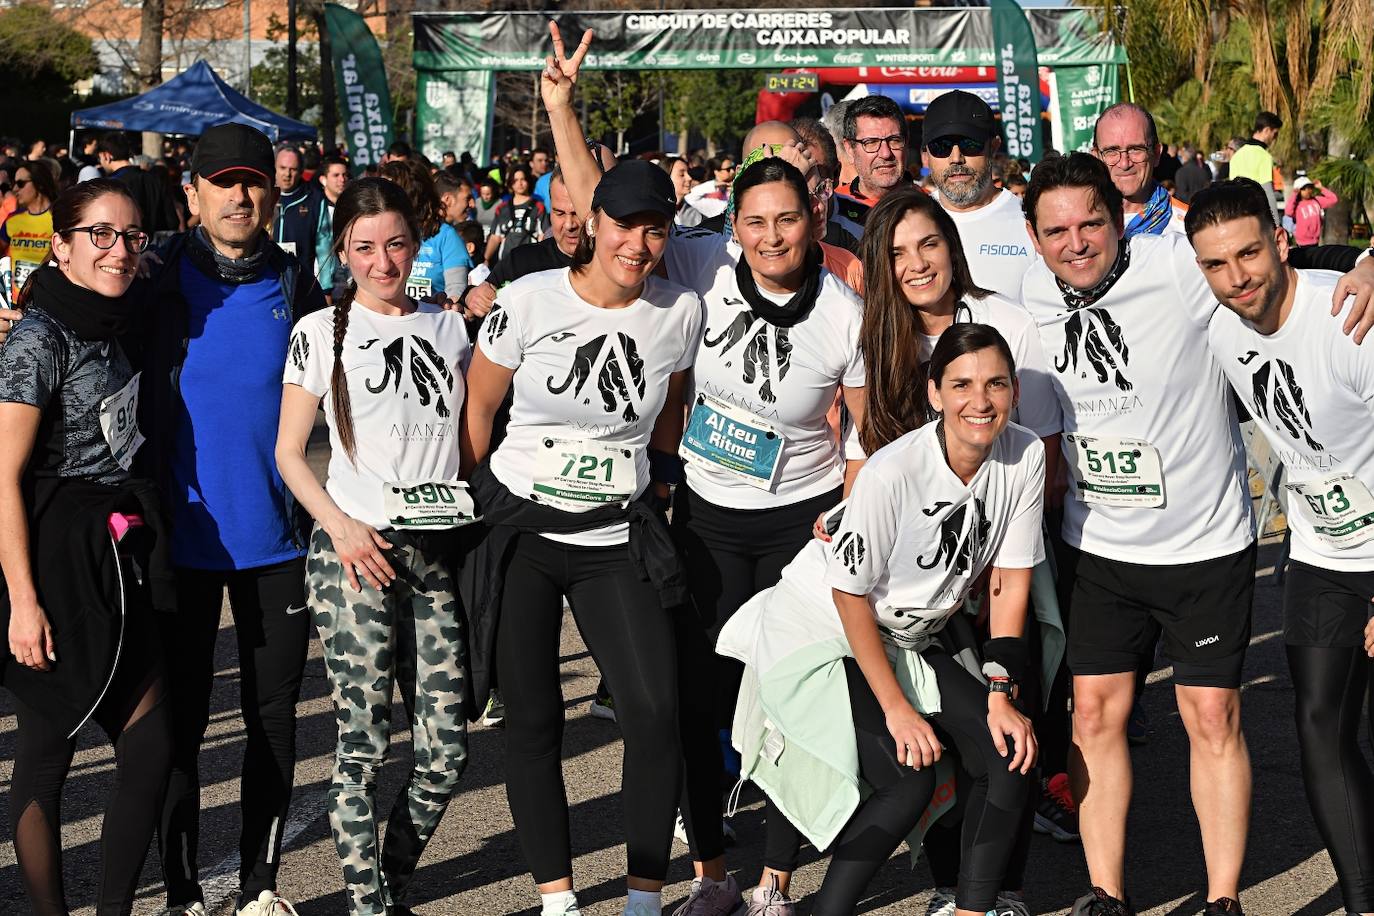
0, 430, 1364, 915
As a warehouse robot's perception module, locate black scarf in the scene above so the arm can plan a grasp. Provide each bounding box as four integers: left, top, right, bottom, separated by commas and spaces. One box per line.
185, 226, 269, 285
734, 243, 824, 328
29, 266, 138, 342
1055, 238, 1131, 310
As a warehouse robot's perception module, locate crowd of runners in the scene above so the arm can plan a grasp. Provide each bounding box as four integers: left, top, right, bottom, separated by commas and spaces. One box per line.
1, 21, 1373, 916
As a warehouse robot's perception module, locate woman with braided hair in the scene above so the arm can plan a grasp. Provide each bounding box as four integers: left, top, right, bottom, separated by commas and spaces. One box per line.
274, 177, 473, 916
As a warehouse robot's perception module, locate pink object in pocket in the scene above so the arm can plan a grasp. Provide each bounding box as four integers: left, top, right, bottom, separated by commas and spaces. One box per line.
107, 512, 145, 543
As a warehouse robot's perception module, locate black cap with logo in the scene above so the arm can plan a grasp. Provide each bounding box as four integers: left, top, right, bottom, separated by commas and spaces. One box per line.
190, 122, 274, 182
591, 159, 678, 221
922, 90, 997, 145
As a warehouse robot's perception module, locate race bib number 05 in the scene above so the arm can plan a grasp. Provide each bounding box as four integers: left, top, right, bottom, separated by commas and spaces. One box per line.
99, 372, 145, 472
405, 275, 433, 301
383, 479, 479, 530
1286, 474, 1374, 551
680, 393, 784, 490
1064, 434, 1165, 508
531, 438, 637, 511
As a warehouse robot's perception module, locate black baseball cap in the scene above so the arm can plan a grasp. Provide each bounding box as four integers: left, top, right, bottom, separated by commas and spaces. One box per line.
190, 122, 274, 182
591, 159, 677, 221
923, 90, 996, 144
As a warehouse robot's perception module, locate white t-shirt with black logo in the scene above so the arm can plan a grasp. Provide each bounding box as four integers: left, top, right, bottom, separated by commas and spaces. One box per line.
777, 421, 1044, 643
479, 268, 704, 547
1020, 232, 1254, 564
666, 229, 866, 509
1209, 269, 1374, 571
284, 302, 470, 530
943, 190, 1038, 300
915, 293, 1063, 439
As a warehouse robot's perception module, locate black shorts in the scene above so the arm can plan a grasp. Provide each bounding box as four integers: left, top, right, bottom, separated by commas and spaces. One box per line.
1063, 542, 1256, 688
1282, 561, 1374, 648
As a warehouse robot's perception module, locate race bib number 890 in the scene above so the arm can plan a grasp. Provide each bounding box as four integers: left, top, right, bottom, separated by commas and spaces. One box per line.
383, 479, 479, 529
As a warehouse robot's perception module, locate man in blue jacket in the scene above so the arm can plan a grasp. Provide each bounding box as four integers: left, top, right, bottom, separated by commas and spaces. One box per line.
137, 122, 325, 916
272, 144, 324, 282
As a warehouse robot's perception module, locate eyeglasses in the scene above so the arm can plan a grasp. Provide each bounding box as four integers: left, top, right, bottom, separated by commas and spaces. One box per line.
1096, 145, 1152, 165
925, 136, 987, 158
810, 178, 835, 202
13, 178, 30, 189
851, 135, 907, 154
68, 226, 151, 253
718, 164, 736, 173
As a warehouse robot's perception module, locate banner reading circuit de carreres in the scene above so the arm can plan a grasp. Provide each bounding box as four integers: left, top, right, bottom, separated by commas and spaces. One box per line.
413, 8, 1125, 72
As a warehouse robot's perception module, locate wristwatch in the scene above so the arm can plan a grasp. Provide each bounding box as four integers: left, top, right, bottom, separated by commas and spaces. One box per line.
988, 677, 1019, 699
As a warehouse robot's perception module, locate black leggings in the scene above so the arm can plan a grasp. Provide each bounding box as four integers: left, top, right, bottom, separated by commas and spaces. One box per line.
770, 653, 1029, 915
157, 558, 310, 906
1289, 644, 1374, 912
11, 625, 172, 916
496, 533, 683, 884
671, 485, 843, 863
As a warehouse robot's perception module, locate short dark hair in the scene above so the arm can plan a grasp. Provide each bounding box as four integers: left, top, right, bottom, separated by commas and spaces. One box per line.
1093, 102, 1159, 148
789, 116, 839, 181
442, 150, 456, 160
531, 147, 551, 159
387, 140, 412, 158
1254, 111, 1283, 132
1006, 173, 1028, 189
731, 158, 810, 225
1022, 151, 1124, 231
321, 155, 348, 174
455, 220, 484, 252
1183, 178, 1276, 241
97, 132, 133, 161
843, 95, 905, 141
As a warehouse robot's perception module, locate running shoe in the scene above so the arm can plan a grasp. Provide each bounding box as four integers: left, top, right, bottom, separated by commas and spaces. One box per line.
924, 887, 957, 916
482, 689, 506, 727
590, 681, 618, 722
1033, 772, 1080, 842
673, 810, 739, 846
235, 891, 300, 916
1202, 898, 1244, 915
671, 874, 746, 916
994, 891, 1031, 916
1070, 887, 1135, 916
745, 876, 795, 916
1126, 699, 1149, 746
154, 905, 208, 916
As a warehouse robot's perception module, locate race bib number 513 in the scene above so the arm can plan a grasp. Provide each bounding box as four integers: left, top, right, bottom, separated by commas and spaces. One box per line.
1064, 434, 1165, 509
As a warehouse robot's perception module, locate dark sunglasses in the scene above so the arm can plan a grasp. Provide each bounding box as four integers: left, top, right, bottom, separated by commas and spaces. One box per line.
13, 178, 31, 189
925, 136, 988, 158
68, 225, 151, 253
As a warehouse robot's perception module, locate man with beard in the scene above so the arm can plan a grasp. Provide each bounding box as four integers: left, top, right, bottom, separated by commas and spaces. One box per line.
832, 95, 911, 238
1092, 103, 1189, 238
1019, 152, 1374, 916
921, 90, 1038, 299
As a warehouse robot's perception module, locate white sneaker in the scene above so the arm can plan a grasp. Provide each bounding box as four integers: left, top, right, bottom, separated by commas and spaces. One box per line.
925, 887, 957, 916
236, 890, 301, 916
672, 810, 739, 846
154, 905, 208, 916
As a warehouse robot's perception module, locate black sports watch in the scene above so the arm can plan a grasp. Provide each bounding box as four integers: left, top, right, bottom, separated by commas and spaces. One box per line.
988, 678, 1019, 699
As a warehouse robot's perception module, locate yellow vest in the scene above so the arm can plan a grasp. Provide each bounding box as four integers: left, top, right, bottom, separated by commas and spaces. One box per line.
3, 208, 53, 298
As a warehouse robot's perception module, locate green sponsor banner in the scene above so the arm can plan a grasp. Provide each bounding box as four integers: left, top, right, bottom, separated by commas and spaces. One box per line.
413, 8, 1125, 72
990, 0, 1043, 164
416, 70, 495, 168
1052, 64, 1120, 154
324, 3, 395, 173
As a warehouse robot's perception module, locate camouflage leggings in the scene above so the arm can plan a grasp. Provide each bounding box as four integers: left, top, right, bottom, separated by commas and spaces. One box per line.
307, 526, 469, 915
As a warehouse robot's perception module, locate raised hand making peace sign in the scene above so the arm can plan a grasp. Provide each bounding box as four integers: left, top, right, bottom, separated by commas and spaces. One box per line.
541, 21, 594, 113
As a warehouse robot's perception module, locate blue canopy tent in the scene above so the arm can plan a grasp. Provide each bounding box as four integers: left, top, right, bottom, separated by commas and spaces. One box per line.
70, 61, 315, 141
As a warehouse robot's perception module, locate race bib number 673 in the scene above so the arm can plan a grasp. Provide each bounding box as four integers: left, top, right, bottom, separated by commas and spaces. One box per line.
1286, 474, 1374, 550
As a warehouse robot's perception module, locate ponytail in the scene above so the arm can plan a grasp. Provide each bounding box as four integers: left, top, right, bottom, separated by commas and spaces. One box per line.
330, 287, 358, 463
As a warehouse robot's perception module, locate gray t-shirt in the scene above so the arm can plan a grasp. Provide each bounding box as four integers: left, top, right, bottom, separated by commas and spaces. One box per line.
0, 307, 136, 485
